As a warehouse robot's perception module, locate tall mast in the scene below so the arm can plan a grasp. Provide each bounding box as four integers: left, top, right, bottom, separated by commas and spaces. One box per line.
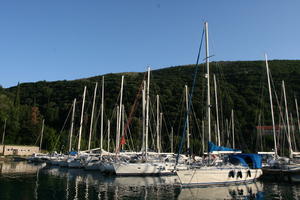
231, 110, 235, 149
121, 104, 125, 150
214, 74, 221, 146
202, 120, 205, 154
156, 95, 160, 153
100, 76, 105, 151
265, 54, 278, 157
78, 86, 87, 152
1, 119, 6, 145
88, 82, 98, 151
39, 119, 45, 151
159, 112, 163, 153
185, 85, 190, 152
295, 98, 300, 136
204, 22, 211, 142
282, 80, 293, 158
116, 75, 124, 153
115, 106, 120, 152
145, 67, 151, 156
69, 98, 76, 152
107, 120, 110, 152
142, 81, 146, 151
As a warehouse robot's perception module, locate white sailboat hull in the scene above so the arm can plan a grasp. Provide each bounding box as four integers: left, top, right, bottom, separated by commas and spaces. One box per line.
176, 167, 262, 187
113, 162, 174, 176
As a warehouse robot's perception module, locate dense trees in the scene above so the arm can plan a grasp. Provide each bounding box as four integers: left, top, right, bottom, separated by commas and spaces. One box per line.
1, 60, 300, 155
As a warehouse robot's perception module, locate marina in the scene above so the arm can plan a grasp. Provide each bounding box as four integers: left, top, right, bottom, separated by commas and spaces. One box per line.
1, 1, 300, 199
1, 161, 300, 199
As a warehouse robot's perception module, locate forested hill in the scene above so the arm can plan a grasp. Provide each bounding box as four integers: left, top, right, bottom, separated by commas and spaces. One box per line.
1, 59, 300, 154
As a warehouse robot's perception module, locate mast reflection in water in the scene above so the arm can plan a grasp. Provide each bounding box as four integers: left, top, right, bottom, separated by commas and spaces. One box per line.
1, 161, 300, 199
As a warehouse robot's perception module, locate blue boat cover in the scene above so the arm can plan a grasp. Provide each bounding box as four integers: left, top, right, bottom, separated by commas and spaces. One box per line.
229, 154, 262, 169
229, 155, 249, 167
208, 142, 241, 153
69, 151, 78, 156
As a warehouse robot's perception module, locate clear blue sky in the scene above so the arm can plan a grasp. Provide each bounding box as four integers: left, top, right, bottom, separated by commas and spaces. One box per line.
0, 0, 299, 88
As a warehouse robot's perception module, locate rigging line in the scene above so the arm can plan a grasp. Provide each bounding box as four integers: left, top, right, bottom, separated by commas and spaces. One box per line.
159, 98, 172, 138
190, 101, 202, 143
270, 72, 288, 141
170, 87, 185, 137
53, 101, 73, 150
116, 73, 147, 153
122, 107, 134, 151
176, 27, 205, 165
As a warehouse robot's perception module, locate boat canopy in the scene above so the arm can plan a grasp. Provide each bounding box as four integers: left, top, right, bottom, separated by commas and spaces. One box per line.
208, 142, 240, 153
229, 154, 262, 169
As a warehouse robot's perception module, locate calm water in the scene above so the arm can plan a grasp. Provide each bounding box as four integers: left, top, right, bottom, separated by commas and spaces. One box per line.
0, 161, 300, 199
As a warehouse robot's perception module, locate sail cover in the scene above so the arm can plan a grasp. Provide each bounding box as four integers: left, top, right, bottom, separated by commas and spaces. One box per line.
229, 154, 262, 169
208, 142, 240, 153
230, 153, 262, 169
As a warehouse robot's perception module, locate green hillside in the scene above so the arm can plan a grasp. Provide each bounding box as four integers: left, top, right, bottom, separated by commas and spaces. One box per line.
1, 60, 300, 155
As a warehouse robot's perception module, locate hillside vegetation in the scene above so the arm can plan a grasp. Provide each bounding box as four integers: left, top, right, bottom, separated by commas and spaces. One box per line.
1, 60, 300, 155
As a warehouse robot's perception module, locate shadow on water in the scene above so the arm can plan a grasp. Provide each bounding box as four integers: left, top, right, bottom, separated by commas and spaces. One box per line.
1, 161, 300, 199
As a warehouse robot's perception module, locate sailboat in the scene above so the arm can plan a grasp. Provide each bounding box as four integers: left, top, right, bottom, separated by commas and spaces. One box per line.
175, 22, 263, 187
112, 68, 184, 176
261, 59, 300, 178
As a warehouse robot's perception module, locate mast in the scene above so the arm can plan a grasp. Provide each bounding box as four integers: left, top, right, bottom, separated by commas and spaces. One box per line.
141, 81, 146, 151
265, 54, 278, 157
116, 75, 124, 153
295, 98, 300, 136
121, 104, 125, 150
145, 67, 150, 156
69, 98, 76, 152
214, 74, 221, 146
39, 119, 45, 151
115, 106, 120, 152
88, 82, 98, 151
185, 85, 190, 152
156, 95, 160, 153
231, 110, 235, 149
159, 112, 163, 153
282, 80, 293, 158
170, 127, 174, 153
204, 22, 211, 143
100, 76, 105, 151
107, 120, 110, 152
1, 119, 6, 145
202, 120, 205, 154
226, 118, 229, 146
77, 86, 87, 152
290, 113, 297, 151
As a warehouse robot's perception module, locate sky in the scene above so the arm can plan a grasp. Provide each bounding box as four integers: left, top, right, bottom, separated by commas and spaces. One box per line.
0, 0, 300, 88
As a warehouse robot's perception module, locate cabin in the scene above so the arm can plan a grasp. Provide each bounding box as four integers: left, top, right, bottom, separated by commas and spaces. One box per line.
0, 145, 39, 156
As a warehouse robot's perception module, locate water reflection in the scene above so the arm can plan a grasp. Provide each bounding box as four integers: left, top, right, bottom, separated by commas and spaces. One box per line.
39, 165, 179, 199
2, 161, 300, 199
178, 182, 263, 200
0, 161, 45, 175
